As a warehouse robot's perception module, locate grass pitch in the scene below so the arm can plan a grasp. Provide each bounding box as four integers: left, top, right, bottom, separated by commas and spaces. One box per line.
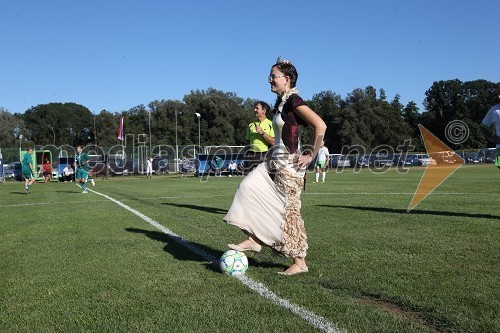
0, 165, 498, 333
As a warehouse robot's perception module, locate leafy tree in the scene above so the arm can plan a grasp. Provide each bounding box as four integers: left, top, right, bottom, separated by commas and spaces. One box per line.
22, 103, 94, 146
402, 101, 423, 151
379, 88, 387, 101
422, 79, 500, 149
95, 110, 121, 147
460, 80, 500, 149
3, 80, 498, 156
183, 88, 246, 147
309, 91, 343, 152
341, 87, 378, 149
148, 99, 184, 146
376, 94, 412, 149
124, 105, 148, 140
402, 101, 421, 131
0, 108, 28, 148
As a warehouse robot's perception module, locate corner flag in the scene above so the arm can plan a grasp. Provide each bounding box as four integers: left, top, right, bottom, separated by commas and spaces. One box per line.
117, 116, 124, 141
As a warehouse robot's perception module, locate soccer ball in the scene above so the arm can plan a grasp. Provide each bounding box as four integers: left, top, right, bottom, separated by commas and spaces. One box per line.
219, 250, 248, 276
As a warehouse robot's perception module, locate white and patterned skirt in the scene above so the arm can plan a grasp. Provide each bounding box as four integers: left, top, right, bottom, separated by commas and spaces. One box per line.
223, 154, 308, 258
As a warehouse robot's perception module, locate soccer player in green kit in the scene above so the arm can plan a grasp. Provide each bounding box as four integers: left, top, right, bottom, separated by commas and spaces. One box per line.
22, 147, 35, 194
75, 145, 95, 193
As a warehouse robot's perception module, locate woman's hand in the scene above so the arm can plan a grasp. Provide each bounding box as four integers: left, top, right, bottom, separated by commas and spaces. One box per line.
298, 154, 314, 168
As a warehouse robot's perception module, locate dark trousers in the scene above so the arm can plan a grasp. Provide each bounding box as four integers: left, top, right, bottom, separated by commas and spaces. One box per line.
62, 174, 74, 182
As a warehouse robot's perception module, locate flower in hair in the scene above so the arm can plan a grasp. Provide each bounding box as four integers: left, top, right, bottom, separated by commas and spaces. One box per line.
276, 56, 292, 65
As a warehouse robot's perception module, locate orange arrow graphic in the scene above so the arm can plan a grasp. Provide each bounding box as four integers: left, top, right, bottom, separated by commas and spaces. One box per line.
408, 124, 464, 212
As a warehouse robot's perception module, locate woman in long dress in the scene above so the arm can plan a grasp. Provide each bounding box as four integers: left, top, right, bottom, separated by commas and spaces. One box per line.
224, 58, 327, 276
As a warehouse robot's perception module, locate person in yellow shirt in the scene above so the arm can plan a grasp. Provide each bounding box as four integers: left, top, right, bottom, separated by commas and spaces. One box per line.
244, 101, 275, 172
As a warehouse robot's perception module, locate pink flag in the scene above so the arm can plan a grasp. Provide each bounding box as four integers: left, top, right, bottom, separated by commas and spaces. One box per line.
117, 116, 124, 141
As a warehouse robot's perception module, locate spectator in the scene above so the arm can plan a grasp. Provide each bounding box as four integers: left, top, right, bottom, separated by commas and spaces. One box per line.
244, 101, 275, 173
213, 156, 223, 177
62, 165, 74, 182
238, 161, 246, 176
42, 159, 52, 183
228, 160, 238, 177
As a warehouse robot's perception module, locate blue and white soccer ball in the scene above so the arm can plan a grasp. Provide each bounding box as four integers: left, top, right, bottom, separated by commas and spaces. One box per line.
220, 250, 248, 276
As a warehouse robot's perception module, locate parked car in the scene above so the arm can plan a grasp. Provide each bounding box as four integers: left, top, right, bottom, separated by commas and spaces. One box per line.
152, 157, 168, 174
3, 164, 14, 179
398, 154, 420, 166
417, 154, 437, 166
180, 158, 198, 174
392, 154, 405, 166
431, 151, 462, 165
456, 151, 480, 164
373, 155, 394, 167
356, 155, 371, 168
108, 159, 136, 176
329, 154, 342, 168
477, 148, 496, 163
335, 155, 351, 168
3, 162, 22, 180
467, 152, 480, 163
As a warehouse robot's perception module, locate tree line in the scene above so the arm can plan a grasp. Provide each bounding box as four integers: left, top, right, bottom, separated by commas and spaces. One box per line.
0, 79, 498, 154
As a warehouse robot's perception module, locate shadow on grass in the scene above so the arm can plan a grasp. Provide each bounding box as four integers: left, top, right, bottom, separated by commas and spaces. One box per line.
160, 202, 227, 215
125, 227, 285, 273
319, 204, 500, 220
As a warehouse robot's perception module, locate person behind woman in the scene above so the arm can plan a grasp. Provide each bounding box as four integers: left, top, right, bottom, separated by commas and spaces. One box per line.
62, 164, 74, 182
146, 155, 153, 179
227, 160, 238, 177
314, 140, 330, 183
244, 101, 275, 173
224, 57, 327, 276
42, 159, 52, 183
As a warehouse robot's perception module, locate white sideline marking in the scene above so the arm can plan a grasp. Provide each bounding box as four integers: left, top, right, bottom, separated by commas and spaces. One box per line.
88, 188, 345, 333
0, 199, 107, 208
236, 275, 342, 333
0, 192, 481, 209
0, 194, 229, 208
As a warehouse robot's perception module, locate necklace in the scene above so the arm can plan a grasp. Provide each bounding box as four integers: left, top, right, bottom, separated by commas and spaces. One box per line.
276, 87, 300, 113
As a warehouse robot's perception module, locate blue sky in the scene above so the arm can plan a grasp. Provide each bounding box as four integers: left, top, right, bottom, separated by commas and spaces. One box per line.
1, 0, 498, 114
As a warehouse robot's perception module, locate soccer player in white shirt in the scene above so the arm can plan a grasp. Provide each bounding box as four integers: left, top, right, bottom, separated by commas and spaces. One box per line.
146, 156, 153, 178
314, 140, 330, 183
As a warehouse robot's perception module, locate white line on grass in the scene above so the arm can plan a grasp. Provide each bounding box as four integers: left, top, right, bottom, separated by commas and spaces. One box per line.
0, 194, 230, 209
0, 200, 106, 208
0, 192, 481, 209
88, 188, 345, 333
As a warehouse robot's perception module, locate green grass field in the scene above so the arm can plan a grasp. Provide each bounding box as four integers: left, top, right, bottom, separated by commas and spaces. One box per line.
1, 165, 499, 333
